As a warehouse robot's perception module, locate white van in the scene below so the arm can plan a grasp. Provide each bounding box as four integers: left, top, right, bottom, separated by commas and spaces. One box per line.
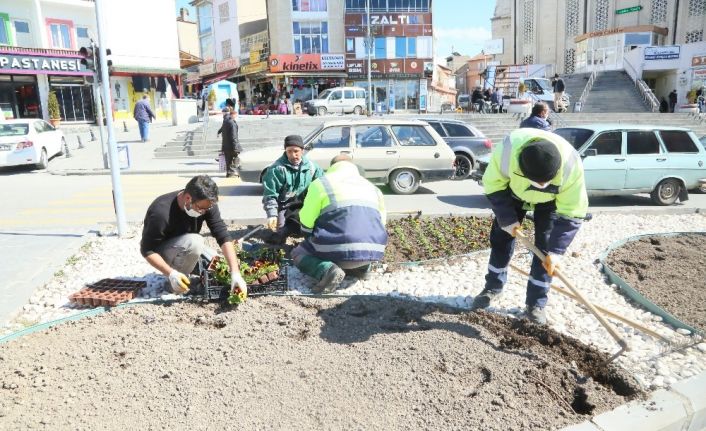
305, 87, 367, 116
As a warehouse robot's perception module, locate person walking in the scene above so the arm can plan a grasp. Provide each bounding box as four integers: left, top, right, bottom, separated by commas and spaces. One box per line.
292, 154, 387, 293
217, 107, 242, 178
133, 94, 156, 142
551, 74, 566, 112
668, 90, 678, 113
472, 128, 588, 324
520, 102, 552, 131
262, 135, 324, 242
140, 175, 247, 298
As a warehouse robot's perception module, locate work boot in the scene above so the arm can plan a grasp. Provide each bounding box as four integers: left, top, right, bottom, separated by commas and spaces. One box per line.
344, 264, 372, 280
312, 265, 345, 294
525, 306, 547, 325
471, 289, 502, 310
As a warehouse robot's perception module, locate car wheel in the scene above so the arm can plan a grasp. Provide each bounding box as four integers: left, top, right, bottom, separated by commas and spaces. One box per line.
36, 148, 48, 170
353, 105, 363, 115
452, 153, 473, 180
650, 178, 681, 205
389, 169, 420, 194
317, 107, 327, 116
58, 138, 66, 156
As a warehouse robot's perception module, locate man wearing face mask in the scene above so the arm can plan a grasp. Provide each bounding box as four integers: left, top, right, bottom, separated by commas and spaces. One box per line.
261, 134, 324, 242
140, 175, 246, 297
472, 128, 588, 324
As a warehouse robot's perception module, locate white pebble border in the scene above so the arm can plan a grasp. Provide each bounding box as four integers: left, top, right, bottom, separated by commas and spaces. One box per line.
1, 213, 705, 392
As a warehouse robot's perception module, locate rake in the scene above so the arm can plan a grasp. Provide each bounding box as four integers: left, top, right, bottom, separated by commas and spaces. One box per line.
514, 230, 629, 362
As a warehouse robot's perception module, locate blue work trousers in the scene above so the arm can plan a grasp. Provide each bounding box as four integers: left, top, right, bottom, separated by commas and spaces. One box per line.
485, 200, 556, 308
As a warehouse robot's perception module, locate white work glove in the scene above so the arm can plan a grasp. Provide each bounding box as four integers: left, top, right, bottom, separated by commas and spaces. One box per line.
168, 270, 190, 294
266, 217, 278, 231
542, 253, 562, 276
229, 272, 248, 304
500, 222, 520, 237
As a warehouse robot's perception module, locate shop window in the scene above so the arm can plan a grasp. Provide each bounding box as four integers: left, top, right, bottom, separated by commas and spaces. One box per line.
627, 131, 661, 154
292, 0, 327, 12
293, 21, 328, 54
47, 20, 73, 50
0, 13, 12, 45
14, 20, 31, 47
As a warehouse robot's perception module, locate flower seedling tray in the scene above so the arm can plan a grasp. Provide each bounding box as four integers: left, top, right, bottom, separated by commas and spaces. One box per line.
86, 278, 146, 291
69, 278, 146, 308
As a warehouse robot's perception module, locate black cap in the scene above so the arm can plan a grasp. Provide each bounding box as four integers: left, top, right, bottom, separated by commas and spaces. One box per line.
518, 140, 561, 183
284, 135, 304, 149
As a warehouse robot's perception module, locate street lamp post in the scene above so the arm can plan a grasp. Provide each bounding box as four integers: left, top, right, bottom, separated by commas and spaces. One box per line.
366, 0, 372, 115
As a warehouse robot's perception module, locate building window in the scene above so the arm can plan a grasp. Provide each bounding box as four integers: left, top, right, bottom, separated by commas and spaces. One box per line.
76, 26, 90, 48
346, 37, 355, 52
374, 37, 386, 59
47, 20, 73, 50
292, 0, 327, 12
564, 48, 575, 74
345, 0, 430, 11
221, 39, 231, 59
0, 13, 13, 45
522, 54, 534, 65
685, 29, 703, 43
650, 0, 668, 24
293, 21, 329, 54
198, 2, 212, 35
394, 37, 416, 58
565, 0, 579, 37
522, 0, 534, 44
218, 2, 229, 23
594, 0, 609, 31
13, 20, 31, 47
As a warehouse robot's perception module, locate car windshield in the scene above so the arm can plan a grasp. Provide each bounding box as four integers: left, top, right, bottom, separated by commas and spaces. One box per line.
534, 79, 553, 92
317, 90, 332, 99
555, 128, 595, 150
0, 123, 30, 137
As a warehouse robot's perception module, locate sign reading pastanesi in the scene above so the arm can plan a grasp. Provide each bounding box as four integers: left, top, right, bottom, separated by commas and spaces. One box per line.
0, 52, 90, 75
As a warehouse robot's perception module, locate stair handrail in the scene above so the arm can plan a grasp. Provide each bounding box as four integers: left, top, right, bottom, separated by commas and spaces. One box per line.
636, 79, 659, 113
577, 70, 596, 111
201, 107, 210, 148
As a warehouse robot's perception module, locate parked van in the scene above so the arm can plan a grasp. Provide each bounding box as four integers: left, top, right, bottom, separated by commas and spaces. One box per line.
520, 78, 569, 112
305, 87, 367, 116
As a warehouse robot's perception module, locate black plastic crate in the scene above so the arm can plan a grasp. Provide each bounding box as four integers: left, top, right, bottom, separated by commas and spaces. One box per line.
193, 254, 290, 301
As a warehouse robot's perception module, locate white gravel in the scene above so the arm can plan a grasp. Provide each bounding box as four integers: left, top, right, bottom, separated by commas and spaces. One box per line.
1, 213, 705, 391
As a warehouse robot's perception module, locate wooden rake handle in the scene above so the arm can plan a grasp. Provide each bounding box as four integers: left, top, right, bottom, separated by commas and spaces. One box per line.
514, 230, 629, 351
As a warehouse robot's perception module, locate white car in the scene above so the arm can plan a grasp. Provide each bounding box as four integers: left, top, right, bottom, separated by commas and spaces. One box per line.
0, 119, 65, 169
240, 119, 455, 194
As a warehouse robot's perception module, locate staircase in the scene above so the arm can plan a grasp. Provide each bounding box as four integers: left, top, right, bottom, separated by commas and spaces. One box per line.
581, 70, 651, 113
560, 73, 591, 112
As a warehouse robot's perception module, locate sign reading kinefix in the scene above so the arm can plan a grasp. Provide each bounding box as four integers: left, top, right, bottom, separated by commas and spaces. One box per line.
0, 51, 90, 75
269, 54, 345, 73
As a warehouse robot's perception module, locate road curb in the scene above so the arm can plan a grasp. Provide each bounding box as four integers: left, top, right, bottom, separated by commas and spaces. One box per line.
48, 168, 220, 176
561, 372, 706, 430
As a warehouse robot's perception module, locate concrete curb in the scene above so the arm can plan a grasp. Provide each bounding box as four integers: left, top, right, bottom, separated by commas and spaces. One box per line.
48, 167, 220, 176
561, 372, 706, 431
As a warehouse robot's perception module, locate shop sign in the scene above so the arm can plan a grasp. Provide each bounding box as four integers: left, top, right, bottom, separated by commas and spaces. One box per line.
616, 5, 642, 14
241, 61, 267, 75
250, 50, 260, 64
0, 52, 89, 75
215, 57, 239, 73
644, 45, 680, 60
344, 13, 432, 37
269, 54, 345, 73
692, 55, 706, 66
346, 58, 428, 78
199, 62, 216, 76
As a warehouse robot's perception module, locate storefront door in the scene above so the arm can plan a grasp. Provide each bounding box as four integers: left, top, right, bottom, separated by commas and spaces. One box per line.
0, 75, 40, 119
51, 84, 95, 123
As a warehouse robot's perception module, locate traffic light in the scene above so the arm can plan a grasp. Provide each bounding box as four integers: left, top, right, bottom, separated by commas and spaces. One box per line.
79, 46, 96, 71
104, 48, 113, 68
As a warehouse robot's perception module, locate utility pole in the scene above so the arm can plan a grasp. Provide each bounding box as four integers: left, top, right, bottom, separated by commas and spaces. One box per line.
366, 0, 373, 115
94, 0, 127, 236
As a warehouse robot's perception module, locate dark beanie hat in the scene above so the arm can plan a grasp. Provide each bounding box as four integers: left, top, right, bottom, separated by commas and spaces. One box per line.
284, 135, 304, 148
518, 140, 561, 183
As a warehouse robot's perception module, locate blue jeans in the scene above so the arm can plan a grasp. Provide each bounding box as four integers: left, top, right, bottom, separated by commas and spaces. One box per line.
485, 199, 556, 308
138, 120, 150, 141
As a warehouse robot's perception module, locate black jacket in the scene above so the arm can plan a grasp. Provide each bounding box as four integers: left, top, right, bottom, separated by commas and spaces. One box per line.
552, 78, 565, 93
218, 117, 242, 152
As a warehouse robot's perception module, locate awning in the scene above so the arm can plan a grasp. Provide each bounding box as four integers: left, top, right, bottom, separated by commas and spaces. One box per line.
202, 71, 234, 85
109, 65, 184, 76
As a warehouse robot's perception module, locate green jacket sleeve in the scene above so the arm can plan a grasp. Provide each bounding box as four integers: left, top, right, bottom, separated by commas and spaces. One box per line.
299, 179, 325, 231
262, 165, 284, 218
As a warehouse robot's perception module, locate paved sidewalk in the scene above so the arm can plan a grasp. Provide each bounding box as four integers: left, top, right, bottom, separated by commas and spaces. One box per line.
50, 120, 220, 175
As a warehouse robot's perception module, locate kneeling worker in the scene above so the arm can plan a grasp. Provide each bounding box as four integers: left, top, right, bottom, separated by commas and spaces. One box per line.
473, 129, 588, 324
140, 175, 246, 296
292, 154, 388, 293
262, 134, 324, 240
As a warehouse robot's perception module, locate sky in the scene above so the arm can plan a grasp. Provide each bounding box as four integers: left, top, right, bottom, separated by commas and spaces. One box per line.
174, 0, 495, 60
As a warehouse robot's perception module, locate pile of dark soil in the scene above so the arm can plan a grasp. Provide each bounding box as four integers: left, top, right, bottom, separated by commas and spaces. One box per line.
0, 296, 641, 430
605, 233, 706, 332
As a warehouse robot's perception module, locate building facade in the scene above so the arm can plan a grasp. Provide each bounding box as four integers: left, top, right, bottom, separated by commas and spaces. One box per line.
492, 0, 706, 75
344, 0, 434, 112
192, 0, 242, 87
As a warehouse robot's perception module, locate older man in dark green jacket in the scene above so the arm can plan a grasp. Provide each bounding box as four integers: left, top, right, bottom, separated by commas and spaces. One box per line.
262, 134, 324, 241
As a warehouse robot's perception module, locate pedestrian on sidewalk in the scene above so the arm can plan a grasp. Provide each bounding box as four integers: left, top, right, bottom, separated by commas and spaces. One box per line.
551, 74, 566, 113
472, 128, 588, 324
217, 107, 242, 178
140, 175, 246, 297
292, 154, 387, 293
669, 89, 678, 113
133, 94, 155, 142
520, 102, 552, 131
262, 134, 324, 242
